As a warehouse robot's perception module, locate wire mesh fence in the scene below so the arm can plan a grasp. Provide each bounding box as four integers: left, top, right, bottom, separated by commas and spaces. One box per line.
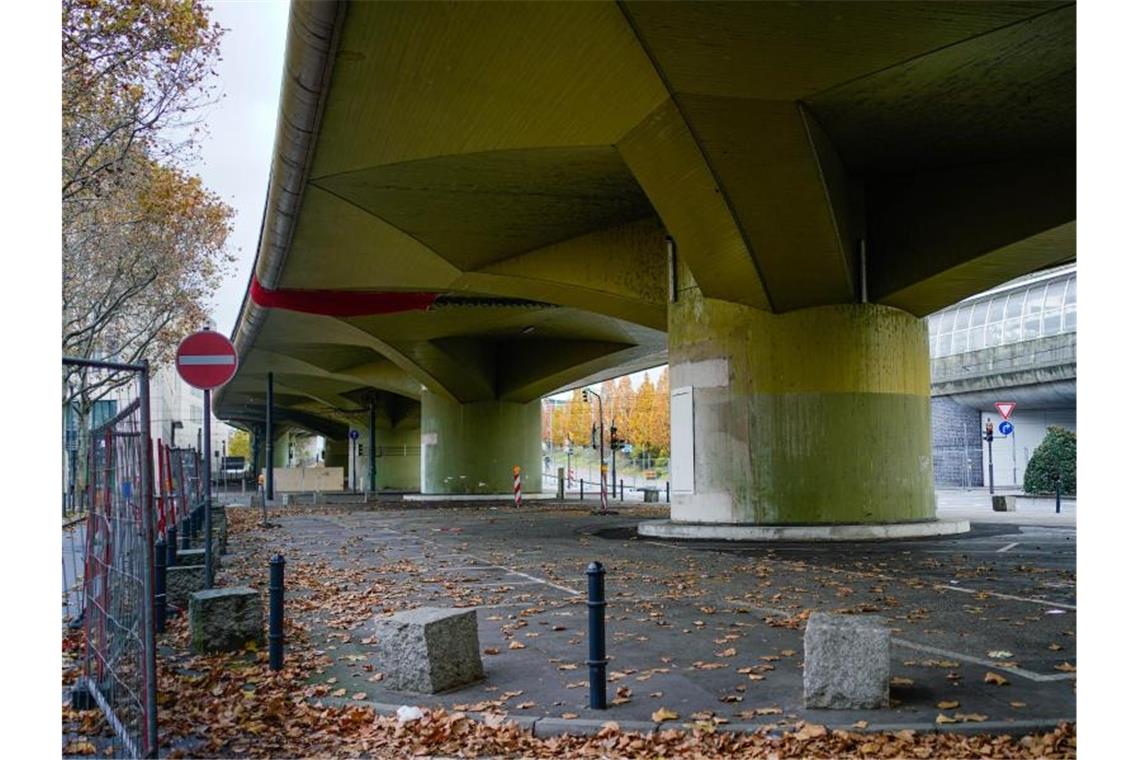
64, 357, 157, 758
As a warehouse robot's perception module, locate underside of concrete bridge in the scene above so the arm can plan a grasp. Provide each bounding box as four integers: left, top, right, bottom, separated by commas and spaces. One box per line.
215, 1, 1075, 525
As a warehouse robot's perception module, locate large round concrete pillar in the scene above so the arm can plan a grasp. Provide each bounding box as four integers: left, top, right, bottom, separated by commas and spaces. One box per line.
646, 286, 954, 539
420, 393, 541, 495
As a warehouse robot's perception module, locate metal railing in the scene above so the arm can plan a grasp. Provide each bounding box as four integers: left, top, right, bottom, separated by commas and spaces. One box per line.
541, 471, 671, 502
64, 357, 157, 758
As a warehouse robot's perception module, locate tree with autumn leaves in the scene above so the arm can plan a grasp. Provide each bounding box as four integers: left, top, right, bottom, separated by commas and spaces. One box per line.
544, 368, 671, 464
63, 0, 234, 411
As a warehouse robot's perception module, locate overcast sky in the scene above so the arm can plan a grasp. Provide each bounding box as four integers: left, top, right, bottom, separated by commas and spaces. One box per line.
191, 0, 290, 335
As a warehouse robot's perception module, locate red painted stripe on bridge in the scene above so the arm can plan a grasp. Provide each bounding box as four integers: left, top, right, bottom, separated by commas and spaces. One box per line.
250, 278, 440, 317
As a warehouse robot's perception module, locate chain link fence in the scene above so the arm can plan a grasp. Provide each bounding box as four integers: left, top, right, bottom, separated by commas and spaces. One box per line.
64, 357, 157, 758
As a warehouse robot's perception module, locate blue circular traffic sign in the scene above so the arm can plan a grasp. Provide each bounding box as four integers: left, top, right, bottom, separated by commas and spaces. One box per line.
998, 421, 1014, 436
349, 429, 359, 440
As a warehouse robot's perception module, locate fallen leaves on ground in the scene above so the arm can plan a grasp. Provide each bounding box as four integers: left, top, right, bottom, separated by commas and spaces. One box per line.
62, 740, 96, 755
62, 505, 1079, 759
937, 700, 960, 709
985, 671, 1011, 686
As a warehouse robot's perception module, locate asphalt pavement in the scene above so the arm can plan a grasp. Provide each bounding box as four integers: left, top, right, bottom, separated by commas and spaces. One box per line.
216, 494, 1076, 737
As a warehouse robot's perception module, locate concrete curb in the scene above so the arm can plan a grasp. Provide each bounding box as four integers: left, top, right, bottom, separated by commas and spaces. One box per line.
316, 696, 1070, 740
637, 519, 971, 542
403, 492, 557, 502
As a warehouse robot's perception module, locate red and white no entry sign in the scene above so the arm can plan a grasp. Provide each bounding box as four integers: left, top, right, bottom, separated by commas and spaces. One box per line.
176, 330, 238, 390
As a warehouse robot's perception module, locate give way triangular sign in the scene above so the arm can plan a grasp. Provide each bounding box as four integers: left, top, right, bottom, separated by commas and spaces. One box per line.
994, 401, 1016, 420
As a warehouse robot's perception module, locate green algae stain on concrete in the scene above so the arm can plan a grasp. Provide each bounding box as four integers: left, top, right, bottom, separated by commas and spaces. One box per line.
420, 393, 541, 494
670, 284, 935, 525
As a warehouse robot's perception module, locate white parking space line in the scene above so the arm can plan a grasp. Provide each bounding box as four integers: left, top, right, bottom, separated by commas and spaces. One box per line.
996, 542, 1020, 553
416, 535, 581, 596
935, 584, 1076, 610
892, 638, 1076, 682
734, 601, 1074, 683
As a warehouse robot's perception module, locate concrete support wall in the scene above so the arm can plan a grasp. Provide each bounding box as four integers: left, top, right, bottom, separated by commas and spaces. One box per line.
668, 286, 936, 525
420, 393, 541, 494
930, 397, 983, 488
324, 438, 349, 480
347, 418, 421, 492
371, 417, 421, 491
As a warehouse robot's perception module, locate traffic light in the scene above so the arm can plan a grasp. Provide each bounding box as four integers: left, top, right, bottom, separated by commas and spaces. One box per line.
357, 443, 364, 456
591, 423, 598, 449
609, 424, 619, 450
983, 420, 994, 443
581, 388, 589, 403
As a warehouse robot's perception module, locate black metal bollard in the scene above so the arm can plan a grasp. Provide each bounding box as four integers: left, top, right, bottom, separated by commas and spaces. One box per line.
666, 481, 670, 503
620, 479, 624, 501
181, 517, 191, 550
580, 479, 584, 500
269, 554, 285, 671
155, 538, 167, 633
586, 561, 607, 710
1055, 473, 1062, 514
166, 526, 177, 569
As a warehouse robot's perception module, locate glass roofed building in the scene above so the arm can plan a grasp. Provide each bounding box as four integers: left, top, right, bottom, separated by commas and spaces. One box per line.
927, 264, 1076, 490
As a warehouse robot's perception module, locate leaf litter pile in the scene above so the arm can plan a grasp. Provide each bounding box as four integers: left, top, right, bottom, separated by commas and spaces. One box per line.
62, 506, 1076, 757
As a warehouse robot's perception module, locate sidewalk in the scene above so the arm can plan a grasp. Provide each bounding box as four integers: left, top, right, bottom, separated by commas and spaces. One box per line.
937, 489, 1076, 527
214, 500, 1074, 740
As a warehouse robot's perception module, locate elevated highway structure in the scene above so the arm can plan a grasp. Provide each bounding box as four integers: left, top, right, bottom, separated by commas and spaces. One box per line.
215, 1, 1075, 527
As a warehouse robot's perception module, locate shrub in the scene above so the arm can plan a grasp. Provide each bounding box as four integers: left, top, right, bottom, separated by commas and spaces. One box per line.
1023, 426, 1076, 495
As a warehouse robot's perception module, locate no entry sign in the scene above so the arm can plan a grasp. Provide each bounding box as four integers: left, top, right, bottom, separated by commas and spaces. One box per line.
176, 330, 238, 390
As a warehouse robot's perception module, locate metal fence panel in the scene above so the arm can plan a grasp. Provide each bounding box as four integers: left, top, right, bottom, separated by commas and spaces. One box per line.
64, 358, 157, 758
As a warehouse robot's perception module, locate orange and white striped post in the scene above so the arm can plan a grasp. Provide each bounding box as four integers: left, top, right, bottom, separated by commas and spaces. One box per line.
599, 464, 608, 510
512, 465, 522, 508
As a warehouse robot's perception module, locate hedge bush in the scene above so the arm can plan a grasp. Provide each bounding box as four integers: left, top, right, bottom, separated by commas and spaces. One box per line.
1023, 426, 1076, 495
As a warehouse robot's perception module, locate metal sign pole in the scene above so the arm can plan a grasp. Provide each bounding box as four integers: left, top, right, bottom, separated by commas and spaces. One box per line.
987, 437, 994, 495
137, 359, 158, 758
203, 388, 213, 588
265, 372, 274, 503
369, 400, 377, 493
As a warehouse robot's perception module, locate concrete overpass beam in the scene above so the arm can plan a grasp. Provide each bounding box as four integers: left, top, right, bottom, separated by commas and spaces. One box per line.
667, 284, 935, 526
419, 392, 541, 496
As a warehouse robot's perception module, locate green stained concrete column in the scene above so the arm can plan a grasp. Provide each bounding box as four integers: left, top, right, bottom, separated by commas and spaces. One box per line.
420, 393, 541, 495
669, 287, 935, 525
271, 429, 292, 469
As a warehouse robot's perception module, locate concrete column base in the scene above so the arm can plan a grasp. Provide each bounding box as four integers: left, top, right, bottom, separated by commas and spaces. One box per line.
638, 518, 970, 542
402, 492, 556, 502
